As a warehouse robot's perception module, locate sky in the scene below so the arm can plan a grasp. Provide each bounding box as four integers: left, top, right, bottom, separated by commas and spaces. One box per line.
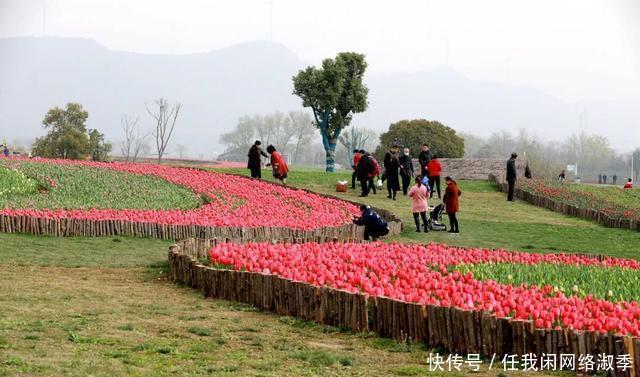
1, 0, 639, 105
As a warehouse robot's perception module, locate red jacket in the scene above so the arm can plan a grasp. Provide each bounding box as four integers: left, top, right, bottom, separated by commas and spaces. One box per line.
443, 180, 461, 213
427, 159, 442, 177
371, 157, 380, 177
624, 182, 633, 189
353, 154, 361, 170
270, 151, 289, 177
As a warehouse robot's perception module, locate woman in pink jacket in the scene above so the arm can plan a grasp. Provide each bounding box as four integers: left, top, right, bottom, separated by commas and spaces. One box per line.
408, 176, 429, 232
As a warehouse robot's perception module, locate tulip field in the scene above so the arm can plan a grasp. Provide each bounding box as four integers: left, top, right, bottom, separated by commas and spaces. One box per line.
210, 241, 640, 337
2, 159, 640, 376
519, 178, 639, 222
0, 158, 358, 229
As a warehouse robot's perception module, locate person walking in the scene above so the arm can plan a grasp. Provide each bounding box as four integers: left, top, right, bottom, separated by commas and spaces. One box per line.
369, 154, 380, 195
266, 145, 289, 185
247, 141, 268, 179
603, 174, 608, 185
426, 155, 442, 199
408, 176, 429, 232
613, 174, 618, 185
418, 144, 431, 178
356, 152, 374, 197
506, 153, 517, 201
558, 170, 566, 183
351, 149, 361, 189
443, 176, 461, 234
399, 147, 414, 195
385, 151, 400, 200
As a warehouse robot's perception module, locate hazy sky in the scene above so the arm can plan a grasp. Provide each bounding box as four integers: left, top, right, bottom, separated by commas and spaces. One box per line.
1, 0, 639, 104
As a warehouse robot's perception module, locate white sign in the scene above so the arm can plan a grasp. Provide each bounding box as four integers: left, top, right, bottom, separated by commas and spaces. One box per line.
566, 164, 576, 173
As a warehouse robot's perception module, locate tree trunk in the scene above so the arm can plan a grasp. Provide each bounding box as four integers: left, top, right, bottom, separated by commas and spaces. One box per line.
324, 144, 337, 173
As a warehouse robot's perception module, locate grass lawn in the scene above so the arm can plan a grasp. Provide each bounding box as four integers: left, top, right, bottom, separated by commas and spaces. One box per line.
214, 167, 640, 260
0, 165, 635, 376
0, 234, 553, 377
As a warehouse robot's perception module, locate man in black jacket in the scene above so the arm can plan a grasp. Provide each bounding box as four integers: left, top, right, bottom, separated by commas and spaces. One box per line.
356, 152, 374, 197
418, 144, 431, 178
506, 152, 518, 201
353, 205, 389, 240
398, 147, 414, 195
247, 140, 268, 178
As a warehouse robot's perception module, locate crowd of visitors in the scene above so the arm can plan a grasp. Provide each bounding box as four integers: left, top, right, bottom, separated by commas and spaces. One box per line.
246, 138, 635, 241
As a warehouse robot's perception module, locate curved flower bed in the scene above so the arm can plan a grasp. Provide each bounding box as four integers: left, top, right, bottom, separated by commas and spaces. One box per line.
520, 178, 639, 222
0, 158, 358, 230
210, 241, 640, 336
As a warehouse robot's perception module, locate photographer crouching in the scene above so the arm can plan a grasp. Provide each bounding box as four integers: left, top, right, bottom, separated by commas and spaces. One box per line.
352, 205, 390, 241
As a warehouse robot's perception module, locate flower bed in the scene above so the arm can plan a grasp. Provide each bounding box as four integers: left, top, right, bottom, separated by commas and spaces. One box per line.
489, 175, 640, 231
0, 158, 359, 230
519, 178, 639, 222
209, 241, 640, 336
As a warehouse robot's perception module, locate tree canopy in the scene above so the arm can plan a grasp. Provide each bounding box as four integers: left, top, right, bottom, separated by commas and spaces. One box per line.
375, 119, 464, 159
32, 103, 91, 159
292, 52, 368, 172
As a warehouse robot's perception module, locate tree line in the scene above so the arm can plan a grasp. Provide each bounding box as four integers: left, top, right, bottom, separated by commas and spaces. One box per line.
461, 129, 639, 182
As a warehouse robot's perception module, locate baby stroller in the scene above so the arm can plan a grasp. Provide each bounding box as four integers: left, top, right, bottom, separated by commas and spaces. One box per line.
427, 203, 447, 231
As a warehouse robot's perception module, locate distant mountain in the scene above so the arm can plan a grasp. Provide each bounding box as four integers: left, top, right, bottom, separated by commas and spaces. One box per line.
0, 37, 637, 156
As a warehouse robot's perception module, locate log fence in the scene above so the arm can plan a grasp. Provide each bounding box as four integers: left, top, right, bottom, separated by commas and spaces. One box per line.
488, 174, 639, 231
169, 237, 640, 376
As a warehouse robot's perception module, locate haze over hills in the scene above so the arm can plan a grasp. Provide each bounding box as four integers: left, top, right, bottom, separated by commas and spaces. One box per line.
0, 36, 637, 157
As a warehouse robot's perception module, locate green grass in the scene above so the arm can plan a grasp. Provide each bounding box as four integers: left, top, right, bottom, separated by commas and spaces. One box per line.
0, 165, 634, 376
454, 263, 640, 302
213, 167, 640, 259
0, 159, 201, 210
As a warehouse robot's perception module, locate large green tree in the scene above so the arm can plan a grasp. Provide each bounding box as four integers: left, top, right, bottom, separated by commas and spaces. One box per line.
32, 103, 90, 159
292, 52, 369, 172
375, 119, 464, 158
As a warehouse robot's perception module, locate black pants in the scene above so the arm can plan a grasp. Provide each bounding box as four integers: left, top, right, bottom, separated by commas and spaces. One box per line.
351, 171, 357, 189
250, 167, 261, 179
368, 178, 377, 194
507, 179, 516, 201
428, 176, 441, 198
359, 178, 370, 196
387, 186, 398, 199
413, 211, 428, 231
447, 212, 459, 232
400, 173, 411, 195
420, 167, 428, 179
365, 226, 389, 241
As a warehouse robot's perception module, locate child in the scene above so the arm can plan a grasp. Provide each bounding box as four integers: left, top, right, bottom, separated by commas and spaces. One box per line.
623, 178, 633, 189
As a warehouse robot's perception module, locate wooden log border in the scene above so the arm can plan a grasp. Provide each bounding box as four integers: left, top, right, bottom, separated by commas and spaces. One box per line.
488, 174, 639, 231
169, 237, 640, 376
0, 173, 402, 240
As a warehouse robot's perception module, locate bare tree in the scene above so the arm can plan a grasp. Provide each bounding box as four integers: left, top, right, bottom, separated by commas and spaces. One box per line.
120, 115, 149, 162
146, 98, 181, 163
288, 111, 315, 165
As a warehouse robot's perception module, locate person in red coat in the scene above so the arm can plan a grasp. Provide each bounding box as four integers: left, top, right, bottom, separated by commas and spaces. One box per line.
266, 145, 289, 185
442, 176, 461, 233
623, 178, 633, 189
351, 149, 361, 189
426, 155, 443, 199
